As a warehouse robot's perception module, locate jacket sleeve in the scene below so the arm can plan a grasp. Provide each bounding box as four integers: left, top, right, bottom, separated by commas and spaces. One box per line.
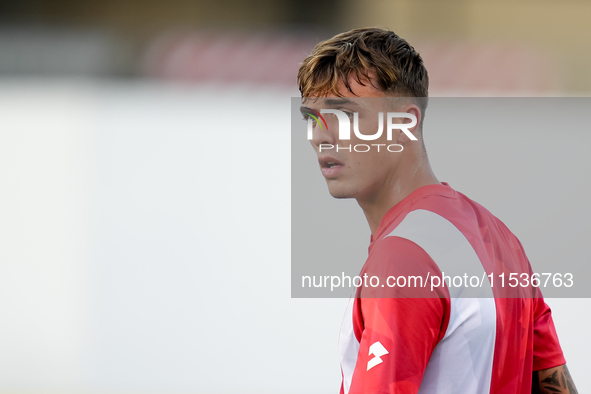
347, 236, 450, 394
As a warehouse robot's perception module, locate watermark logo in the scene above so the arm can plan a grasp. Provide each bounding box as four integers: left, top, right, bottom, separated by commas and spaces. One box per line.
302, 107, 417, 152
301, 107, 328, 133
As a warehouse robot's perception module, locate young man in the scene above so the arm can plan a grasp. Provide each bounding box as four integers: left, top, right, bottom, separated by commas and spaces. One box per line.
297, 28, 577, 394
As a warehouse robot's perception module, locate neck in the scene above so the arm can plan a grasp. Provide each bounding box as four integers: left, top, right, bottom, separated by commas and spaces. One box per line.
358, 157, 440, 237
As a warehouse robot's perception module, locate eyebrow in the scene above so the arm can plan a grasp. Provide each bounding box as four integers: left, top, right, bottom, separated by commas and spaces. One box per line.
324, 98, 358, 107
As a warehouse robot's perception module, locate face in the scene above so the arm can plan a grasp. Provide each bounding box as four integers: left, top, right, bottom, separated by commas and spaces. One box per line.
301, 76, 420, 203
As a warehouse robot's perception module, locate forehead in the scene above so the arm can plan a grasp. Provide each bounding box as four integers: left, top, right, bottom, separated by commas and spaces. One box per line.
310, 72, 386, 98
302, 73, 387, 108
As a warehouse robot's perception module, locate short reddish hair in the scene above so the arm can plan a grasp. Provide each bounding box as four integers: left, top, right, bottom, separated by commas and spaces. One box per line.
297, 27, 428, 112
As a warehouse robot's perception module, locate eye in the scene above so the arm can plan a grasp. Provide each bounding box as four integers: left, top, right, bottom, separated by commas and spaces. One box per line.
335, 108, 354, 119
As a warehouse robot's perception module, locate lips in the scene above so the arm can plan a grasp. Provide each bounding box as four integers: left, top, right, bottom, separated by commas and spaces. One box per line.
319, 156, 343, 168
319, 156, 344, 178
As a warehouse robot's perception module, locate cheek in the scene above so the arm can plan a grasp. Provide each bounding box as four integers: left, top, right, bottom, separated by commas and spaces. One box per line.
350, 151, 384, 172
349, 122, 387, 152
352, 116, 384, 142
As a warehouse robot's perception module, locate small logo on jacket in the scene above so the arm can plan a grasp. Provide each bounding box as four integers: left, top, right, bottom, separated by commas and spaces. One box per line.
367, 341, 389, 371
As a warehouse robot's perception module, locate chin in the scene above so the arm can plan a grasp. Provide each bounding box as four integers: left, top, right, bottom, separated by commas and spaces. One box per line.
326, 183, 355, 199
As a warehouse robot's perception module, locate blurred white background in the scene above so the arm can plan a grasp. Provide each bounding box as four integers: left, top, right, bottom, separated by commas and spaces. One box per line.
0, 80, 348, 393
0, 81, 589, 393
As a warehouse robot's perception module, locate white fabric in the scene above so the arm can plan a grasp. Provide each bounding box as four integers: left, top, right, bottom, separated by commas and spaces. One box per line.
386, 209, 496, 394
338, 297, 359, 394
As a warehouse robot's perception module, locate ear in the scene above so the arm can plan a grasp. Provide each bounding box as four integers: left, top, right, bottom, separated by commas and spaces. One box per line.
397, 104, 421, 143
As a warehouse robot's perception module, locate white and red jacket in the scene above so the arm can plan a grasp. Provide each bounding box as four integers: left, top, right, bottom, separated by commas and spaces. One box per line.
339, 183, 565, 394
